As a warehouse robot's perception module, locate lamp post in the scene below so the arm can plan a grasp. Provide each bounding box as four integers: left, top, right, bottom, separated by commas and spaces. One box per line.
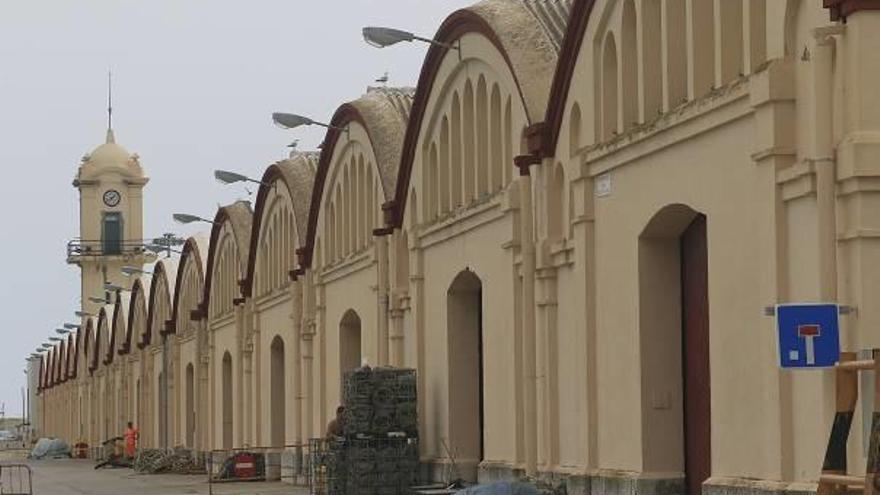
122, 266, 152, 277
362, 26, 461, 54
173, 213, 220, 226
271, 113, 350, 137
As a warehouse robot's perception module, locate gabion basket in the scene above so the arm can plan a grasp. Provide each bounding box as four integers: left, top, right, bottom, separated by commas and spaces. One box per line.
343, 367, 418, 438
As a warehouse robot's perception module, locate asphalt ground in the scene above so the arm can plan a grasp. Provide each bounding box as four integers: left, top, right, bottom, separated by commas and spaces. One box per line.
0, 456, 307, 495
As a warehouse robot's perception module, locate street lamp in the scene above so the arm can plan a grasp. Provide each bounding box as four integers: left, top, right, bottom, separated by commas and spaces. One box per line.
362, 26, 460, 52
145, 244, 182, 257
271, 113, 350, 137
104, 282, 127, 293
173, 213, 219, 226
122, 266, 152, 277
214, 170, 270, 187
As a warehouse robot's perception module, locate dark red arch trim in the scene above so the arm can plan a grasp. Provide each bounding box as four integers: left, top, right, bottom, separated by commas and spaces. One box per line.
535, 0, 595, 158
141, 261, 172, 348
825, 0, 880, 21
386, 9, 529, 229
201, 207, 252, 318
298, 104, 370, 269
94, 307, 109, 370
169, 237, 205, 335
122, 278, 146, 355
242, 164, 305, 297
106, 292, 124, 365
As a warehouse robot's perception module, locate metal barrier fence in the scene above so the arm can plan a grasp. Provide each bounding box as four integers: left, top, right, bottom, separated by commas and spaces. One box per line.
207, 444, 309, 495
0, 464, 32, 495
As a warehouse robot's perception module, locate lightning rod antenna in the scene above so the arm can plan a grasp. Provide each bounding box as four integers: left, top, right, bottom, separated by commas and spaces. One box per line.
107, 70, 113, 131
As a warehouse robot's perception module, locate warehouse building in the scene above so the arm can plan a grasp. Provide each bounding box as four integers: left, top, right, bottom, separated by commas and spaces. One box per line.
36, 1, 880, 494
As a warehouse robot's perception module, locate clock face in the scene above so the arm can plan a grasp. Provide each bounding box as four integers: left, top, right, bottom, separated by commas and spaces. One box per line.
103, 190, 121, 207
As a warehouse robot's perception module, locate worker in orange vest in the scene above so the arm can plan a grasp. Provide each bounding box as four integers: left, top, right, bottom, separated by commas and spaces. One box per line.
124, 421, 139, 458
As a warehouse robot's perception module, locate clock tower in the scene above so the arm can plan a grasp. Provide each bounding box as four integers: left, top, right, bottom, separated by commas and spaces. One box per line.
69, 128, 153, 315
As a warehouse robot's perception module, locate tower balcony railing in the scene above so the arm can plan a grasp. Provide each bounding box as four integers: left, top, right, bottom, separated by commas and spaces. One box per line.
66, 239, 152, 262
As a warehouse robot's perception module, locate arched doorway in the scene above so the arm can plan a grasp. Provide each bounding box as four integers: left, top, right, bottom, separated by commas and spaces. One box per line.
446, 269, 483, 481
270, 336, 286, 447
222, 352, 233, 449
340, 310, 362, 377
185, 363, 195, 448
157, 371, 166, 448
638, 205, 710, 495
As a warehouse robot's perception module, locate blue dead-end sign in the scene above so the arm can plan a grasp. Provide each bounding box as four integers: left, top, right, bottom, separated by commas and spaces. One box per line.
776, 303, 840, 369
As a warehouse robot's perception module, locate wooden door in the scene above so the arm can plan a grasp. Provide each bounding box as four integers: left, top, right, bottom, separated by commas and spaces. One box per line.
681, 215, 711, 495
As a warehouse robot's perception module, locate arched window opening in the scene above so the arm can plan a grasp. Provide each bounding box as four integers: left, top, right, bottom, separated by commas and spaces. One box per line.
451, 92, 463, 208
340, 310, 362, 379
463, 81, 476, 203
270, 336, 286, 447
622, 0, 639, 129
602, 33, 620, 140
490, 84, 502, 192
689, 0, 716, 98
222, 352, 233, 449
569, 103, 582, 156
717, 0, 744, 85
641, 0, 663, 119
548, 164, 565, 241
476, 76, 489, 196
440, 117, 451, 214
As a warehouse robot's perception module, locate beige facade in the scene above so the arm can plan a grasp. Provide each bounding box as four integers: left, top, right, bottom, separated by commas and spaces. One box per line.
37, 1, 880, 494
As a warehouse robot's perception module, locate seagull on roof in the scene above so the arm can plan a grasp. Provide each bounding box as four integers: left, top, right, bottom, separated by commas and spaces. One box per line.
287, 139, 299, 150
375, 71, 389, 85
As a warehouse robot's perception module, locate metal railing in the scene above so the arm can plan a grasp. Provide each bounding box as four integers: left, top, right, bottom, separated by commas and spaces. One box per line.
66, 239, 150, 259
0, 464, 32, 495
207, 444, 309, 495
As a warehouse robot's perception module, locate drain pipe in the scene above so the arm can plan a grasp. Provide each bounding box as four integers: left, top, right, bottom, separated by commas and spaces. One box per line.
515, 154, 539, 477
811, 28, 840, 305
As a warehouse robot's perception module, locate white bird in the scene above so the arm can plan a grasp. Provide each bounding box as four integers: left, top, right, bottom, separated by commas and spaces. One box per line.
375, 71, 389, 85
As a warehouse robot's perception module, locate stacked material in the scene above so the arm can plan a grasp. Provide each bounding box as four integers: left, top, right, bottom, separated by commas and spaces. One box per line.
310, 437, 419, 495
311, 367, 420, 495
345, 437, 420, 495
343, 367, 418, 438
134, 448, 205, 474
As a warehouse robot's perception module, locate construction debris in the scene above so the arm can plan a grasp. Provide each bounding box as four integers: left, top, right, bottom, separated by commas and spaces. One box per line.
133, 448, 205, 475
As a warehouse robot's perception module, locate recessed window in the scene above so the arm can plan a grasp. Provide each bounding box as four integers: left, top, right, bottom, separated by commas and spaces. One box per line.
102, 212, 123, 255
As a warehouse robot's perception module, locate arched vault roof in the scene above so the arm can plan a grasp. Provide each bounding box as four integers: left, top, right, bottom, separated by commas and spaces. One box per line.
298, 87, 414, 268
201, 200, 253, 317
242, 152, 318, 297
383, 0, 572, 229
142, 256, 177, 348
169, 233, 209, 334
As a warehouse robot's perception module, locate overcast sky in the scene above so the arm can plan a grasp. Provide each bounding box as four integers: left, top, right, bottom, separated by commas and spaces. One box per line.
0, 0, 475, 418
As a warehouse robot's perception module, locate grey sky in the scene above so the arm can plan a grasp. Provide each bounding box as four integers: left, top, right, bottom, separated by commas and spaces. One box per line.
0, 0, 475, 416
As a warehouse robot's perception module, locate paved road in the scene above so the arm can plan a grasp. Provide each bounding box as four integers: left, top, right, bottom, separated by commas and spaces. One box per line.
1, 458, 307, 495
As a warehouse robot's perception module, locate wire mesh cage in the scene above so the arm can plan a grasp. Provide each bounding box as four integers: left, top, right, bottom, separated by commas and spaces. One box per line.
310, 437, 419, 495
343, 367, 418, 438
